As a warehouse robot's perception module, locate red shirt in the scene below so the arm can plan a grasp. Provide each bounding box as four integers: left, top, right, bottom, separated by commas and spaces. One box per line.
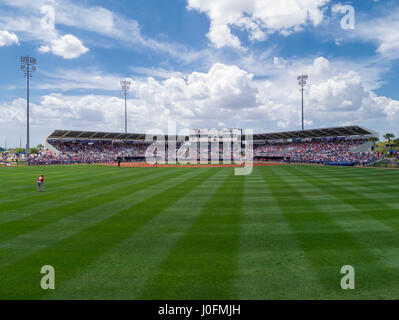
38, 176, 44, 183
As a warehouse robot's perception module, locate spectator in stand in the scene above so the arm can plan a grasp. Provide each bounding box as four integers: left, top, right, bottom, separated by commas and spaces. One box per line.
38, 137, 382, 166
253, 138, 379, 165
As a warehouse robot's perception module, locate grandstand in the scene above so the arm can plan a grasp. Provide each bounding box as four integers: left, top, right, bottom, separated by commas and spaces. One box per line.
38, 125, 379, 166
252, 125, 379, 165
253, 125, 377, 140
45, 125, 377, 142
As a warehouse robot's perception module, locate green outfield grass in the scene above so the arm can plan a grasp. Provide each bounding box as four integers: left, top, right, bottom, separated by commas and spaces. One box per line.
0, 164, 399, 299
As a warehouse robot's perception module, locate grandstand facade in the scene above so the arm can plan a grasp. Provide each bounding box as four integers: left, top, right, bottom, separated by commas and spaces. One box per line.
46, 125, 377, 144
38, 125, 380, 166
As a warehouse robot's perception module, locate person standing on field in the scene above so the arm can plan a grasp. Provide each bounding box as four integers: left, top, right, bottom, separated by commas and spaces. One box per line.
37, 174, 45, 192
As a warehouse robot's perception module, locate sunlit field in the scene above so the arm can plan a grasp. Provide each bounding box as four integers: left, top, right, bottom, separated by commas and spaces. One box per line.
1, 164, 399, 299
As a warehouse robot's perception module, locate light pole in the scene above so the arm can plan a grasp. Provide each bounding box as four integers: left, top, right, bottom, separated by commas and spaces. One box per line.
297, 74, 308, 131
120, 80, 131, 133
20, 56, 37, 155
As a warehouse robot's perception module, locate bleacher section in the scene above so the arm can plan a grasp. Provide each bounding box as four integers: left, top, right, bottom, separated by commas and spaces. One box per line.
34, 125, 380, 166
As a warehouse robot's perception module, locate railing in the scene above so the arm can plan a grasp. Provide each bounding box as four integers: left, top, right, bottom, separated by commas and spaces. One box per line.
367, 159, 399, 168
27, 160, 108, 166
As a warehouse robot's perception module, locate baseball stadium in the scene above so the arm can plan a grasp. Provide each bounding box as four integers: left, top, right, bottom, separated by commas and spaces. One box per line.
2, 0, 399, 306
1, 123, 399, 300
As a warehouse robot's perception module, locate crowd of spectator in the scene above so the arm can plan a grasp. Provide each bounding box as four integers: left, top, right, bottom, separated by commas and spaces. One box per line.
42, 140, 152, 164
48, 140, 244, 163
1, 137, 384, 166
253, 138, 379, 165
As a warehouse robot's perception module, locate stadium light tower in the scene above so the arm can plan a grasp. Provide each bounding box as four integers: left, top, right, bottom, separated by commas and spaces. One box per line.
20, 56, 37, 155
297, 74, 308, 131
120, 80, 131, 133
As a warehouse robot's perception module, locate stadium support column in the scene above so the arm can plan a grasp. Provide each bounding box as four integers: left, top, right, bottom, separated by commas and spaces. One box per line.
120, 80, 131, 133
124, 89, 127, 133
297, 74, 308, 131
27, 64, 29, 153
301, 80, 303, 131
20, 56, 37, 155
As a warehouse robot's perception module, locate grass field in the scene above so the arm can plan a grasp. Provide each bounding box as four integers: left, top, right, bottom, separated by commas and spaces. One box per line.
1, 164, 399, 300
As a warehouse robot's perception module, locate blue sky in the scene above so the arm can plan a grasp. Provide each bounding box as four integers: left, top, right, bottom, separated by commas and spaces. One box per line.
1, 0, 399, 147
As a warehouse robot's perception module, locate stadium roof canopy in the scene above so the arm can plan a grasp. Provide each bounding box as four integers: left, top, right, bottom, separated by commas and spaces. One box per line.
47, 125, 377, 142
47, 130, 147, 140
0, 147, 6, 152
253, 125, 377, 141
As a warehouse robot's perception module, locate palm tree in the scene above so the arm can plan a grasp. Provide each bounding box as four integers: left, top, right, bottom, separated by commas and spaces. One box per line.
384, 133, 395, 153
368, 136, 379, 152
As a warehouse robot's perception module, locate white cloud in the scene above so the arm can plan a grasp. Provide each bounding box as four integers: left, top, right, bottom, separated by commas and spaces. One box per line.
133, 67, 185, 79
0, 98, 25, 123
135, 63, 258, 124
38, 34, 89, 59
2, 59, 399, 147
38, 45, 50, 53
333, 7, 399, 60
37, 68, 124, 91
0, 30, 19, 46
0, 94, 122, 128
0, 0, 207, 63
362, 10, 399, 58
0, 63, 259, 145
249, 56, 397, 131
187, 0, 330, 49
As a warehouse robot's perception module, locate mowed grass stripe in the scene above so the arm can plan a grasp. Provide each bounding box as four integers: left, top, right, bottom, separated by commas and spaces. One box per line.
0, 165, 120, 194
284, 166, 397, 230
0, 169, 185, 267
262, 166, 382, 298
0, 166, 151, 210
139, 172, 245, 300
301, 167, 399, 195
0, 168, 197, 270
2, 165, 399, 299
0, 166, 150, 204
235, 167, 325, 299
0, 168, 217, 299
0, 167, 122, 203
295, 166, 399, 232
0, 168, 159, 225
0, 165, 95, 185
0, 167, 155, 213
290, 165, 398, 179
329, 167, 399, 196
46, 169, 229, 299
281, 166, 394, 233
298, 166, 399, 195
278, 166, 399, 298
0, 169, 189, 269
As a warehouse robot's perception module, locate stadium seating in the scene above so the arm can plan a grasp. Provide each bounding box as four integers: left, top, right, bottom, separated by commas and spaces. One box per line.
24, 137, 378, 166
253, 138, 378, 165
